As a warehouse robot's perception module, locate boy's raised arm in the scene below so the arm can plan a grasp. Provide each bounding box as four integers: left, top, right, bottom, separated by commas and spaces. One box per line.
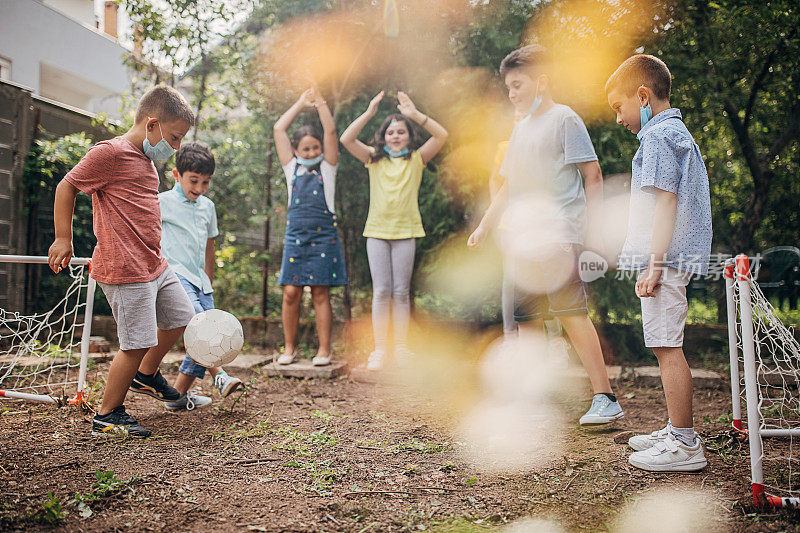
48, 179, 79, 273
340, 91, 384, 164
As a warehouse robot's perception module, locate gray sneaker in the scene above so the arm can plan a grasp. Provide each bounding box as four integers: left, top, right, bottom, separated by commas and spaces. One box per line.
579, 394, 624, 425
165, 392, 212, 411
214, 373, 243, 398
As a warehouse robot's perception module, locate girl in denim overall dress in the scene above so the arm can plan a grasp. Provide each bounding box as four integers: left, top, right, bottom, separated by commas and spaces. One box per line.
273, 88, 347, 366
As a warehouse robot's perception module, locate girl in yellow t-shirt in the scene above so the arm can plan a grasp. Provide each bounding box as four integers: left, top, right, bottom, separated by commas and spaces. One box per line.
340, 91, 448, 371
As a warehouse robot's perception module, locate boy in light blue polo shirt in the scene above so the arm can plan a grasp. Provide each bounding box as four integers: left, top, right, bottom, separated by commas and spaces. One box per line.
606, 54, 712, 472
159, 141, 242, 410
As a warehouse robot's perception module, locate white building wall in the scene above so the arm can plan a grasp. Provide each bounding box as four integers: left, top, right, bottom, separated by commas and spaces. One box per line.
0, 0, 130, 117
43, 0, 96, 28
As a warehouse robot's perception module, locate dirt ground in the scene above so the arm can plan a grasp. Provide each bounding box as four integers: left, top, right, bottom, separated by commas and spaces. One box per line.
1, 354, 800, 532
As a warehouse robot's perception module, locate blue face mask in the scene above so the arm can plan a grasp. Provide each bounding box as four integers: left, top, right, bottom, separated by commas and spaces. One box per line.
639, 93, 653, 129
526, 78, 543, 115
383, 145, 409, 157
142, 120, 176, 162
297, 154, 324, 167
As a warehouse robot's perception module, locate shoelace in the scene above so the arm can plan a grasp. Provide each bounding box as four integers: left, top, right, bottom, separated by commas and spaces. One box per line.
115, 409, 137, 425
592, 396, 610, 412
214, 374, 224, 389
152, 371, 169, 389
185, 394, 196, 411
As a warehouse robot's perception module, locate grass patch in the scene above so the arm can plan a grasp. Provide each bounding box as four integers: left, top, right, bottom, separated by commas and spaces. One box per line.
273, 427, 338, 456
393, 438, 448, 454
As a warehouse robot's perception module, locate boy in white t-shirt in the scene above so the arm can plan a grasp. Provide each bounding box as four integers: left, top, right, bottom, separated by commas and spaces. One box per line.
469, 45, 623, 425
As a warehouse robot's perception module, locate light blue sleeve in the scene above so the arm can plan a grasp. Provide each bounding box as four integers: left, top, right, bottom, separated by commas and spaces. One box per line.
207, 202, 219, 239
562, 114, 597, 164
639, 133, 681, 194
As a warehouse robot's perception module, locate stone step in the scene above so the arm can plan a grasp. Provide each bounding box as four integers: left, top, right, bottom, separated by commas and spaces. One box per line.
161, 351, 273, 370
349, 364, 726, 389
264, 358, 348, 379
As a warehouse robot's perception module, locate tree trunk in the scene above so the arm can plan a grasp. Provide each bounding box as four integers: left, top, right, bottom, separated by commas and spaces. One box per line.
193, 64, 209, 139
262, 148, 273, 317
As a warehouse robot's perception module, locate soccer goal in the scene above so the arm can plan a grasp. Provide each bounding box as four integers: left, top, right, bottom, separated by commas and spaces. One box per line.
725, 253, 800, 508
0, 255, 96, 406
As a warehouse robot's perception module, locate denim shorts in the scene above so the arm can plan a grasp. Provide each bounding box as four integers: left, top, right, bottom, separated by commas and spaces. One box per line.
175, 274, 215, 378
513, 244, 589, 322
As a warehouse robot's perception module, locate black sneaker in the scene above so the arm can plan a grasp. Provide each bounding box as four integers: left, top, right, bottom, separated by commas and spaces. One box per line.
130, 370, 181, 401
92, 406, 151, 438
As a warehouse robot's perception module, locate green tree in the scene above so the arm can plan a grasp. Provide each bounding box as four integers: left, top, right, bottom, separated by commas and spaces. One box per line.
652, 0, 800, 254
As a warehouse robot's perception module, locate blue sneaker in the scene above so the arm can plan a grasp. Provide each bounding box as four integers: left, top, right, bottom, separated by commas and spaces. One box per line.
579, 394, 624, 425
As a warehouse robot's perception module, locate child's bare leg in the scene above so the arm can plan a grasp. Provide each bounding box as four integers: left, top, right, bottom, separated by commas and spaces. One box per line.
282, 285, 303, 354
174, 372, 197, 395
310, 286, 332, 358
559, 314, 612, 394
653, 346, 693, 428
138, 326, 186, 375
98, 347, 148, 415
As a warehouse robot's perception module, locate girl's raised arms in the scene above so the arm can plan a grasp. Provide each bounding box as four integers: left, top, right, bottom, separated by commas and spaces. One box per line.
395, 91, 448, 165
273, 88, 338, 166
339, 91, 385, 164
273, 89, 314, 166
316, 94, 339, 166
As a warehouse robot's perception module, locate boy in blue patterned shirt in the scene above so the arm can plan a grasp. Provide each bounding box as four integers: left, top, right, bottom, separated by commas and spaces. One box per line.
158, 141, 242, 410
606, 54, 712, 472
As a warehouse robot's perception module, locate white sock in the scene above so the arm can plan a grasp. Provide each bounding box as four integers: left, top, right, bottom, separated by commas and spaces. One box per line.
670, 425, 696, 446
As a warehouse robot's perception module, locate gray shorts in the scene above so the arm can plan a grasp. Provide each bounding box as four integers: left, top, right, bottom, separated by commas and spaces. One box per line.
98, 266, 196, 351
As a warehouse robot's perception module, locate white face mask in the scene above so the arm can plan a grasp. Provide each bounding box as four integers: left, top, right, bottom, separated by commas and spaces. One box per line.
143, 119, 176, 162
526, 78, 543, 115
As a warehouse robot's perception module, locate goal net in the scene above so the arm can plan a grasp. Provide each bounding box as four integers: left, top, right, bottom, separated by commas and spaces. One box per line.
0, 255, 95, 405
725, 254, 800, 508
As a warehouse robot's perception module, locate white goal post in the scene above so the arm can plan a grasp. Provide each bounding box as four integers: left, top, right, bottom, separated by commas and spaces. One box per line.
725, 253, 800, 508
0, 255, 95, 406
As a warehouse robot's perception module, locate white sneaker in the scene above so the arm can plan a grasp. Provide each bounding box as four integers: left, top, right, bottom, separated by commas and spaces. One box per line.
628, 432, 707, 472
277, 350, 297, 365
628, 424, 671, 451
214, 372, 243, 398
365, 351, 385, 371
312, 354, 332, 366
164, 392, 212, 412
394, 348, 414, 368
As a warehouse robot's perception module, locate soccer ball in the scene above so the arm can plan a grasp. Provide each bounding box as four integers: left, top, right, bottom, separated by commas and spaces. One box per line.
184, 309, 244, 368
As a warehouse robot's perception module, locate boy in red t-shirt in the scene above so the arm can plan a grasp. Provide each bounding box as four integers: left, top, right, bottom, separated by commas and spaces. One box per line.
48, 85, 197, 438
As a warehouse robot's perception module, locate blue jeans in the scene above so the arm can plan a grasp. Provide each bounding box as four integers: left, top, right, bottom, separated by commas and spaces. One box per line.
176, 274, 215, 379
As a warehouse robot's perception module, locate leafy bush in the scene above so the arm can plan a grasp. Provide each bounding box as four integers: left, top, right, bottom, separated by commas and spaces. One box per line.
22, 132, 110, 315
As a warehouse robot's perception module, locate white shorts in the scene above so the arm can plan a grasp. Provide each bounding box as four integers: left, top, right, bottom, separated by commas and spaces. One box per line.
639, 267, 692, 348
